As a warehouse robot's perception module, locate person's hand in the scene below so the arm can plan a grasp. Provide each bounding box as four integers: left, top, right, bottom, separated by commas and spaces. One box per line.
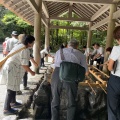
31, 71, 35, 76
34, 62, 38, 67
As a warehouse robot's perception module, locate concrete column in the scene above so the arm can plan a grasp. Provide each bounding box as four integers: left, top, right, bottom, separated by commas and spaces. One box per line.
87, 22, 92, 48
103, 4, 117, 73
33, 0, 42, 73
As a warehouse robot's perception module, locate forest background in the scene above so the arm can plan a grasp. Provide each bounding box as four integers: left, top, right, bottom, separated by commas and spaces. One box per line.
0, 5, 109, 51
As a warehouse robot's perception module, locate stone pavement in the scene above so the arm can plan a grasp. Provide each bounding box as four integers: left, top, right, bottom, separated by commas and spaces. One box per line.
0, 62, 52, 120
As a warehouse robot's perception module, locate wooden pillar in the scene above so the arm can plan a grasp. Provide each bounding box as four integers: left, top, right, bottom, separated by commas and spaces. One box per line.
87, 22, 92, 48
44, 20, 50, 49
33, 0, 42, 73
103, 4, 117, 73
44, 20, 50, 62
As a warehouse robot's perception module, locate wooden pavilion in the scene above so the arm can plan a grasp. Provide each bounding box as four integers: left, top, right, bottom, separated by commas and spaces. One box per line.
0, 0, 120, 72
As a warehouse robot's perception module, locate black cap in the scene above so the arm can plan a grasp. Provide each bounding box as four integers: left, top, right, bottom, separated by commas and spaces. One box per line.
12, 31, 18, 35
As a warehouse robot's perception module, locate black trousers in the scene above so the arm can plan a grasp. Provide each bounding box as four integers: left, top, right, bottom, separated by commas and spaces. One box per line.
40, 58, 45, 67
4, 89, 16, 110
107, 74, 120, 120
23, 72, 28, 87
51, 67, 78, 120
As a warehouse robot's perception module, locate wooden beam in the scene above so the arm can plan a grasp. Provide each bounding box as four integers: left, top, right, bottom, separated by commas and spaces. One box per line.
69, 3, 73, 18
50, 25, 89, 30
26, 0, 39, 13
91, 17, 109, 30
50, 16, 90, 22
42, 1, 49, 18
51, 6, 68, 17
113, 9, 120, 19
91, 5, 110, 21
43, 0, 113, 4
42, 15, 48, 27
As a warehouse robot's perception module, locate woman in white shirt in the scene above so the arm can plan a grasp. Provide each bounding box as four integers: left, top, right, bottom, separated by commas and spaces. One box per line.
107, 26, 120, 120
2, 35, 35, 115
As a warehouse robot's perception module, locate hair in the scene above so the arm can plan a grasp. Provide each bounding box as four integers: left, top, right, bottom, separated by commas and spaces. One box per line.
83, 45, 86, 49
94, 43, 100, 46
113, 26, 120, 40
68, 39, 79, 49
92, 43, 95, 46
21, 35, 35, 45
106, 47, 112, 53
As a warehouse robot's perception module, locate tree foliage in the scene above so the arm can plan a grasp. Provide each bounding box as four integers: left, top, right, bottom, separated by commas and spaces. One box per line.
0, 4, 110, 51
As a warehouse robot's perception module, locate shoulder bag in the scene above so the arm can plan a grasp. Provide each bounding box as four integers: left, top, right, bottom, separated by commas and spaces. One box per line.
59, 48, 86, 82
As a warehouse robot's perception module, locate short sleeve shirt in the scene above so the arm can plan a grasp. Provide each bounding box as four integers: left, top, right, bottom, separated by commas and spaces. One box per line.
109, 46, 120, 76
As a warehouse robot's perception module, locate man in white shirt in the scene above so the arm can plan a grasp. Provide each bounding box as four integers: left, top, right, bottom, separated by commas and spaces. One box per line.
40, 47, 50, 67
6, 31, 18, 53
92, 43, 104, 69
83, 45, 92, 63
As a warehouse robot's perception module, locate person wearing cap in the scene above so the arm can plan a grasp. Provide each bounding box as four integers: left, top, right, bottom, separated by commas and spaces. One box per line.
6, 31, 19, 53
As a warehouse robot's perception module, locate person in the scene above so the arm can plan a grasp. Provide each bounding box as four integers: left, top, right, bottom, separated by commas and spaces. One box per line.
92, 43, 104, 69
60, 42, 67, 49
6, 31, 18, 53
100, 47, 112, 66
2, 37, 9, 57
83, 45, 92, 63
1, 35, 35, 115
107, 26, 120, 120
18, 34, 38, 91
40, 47, 51, 67
51, 39, 89, 120
89, 43, 97, 65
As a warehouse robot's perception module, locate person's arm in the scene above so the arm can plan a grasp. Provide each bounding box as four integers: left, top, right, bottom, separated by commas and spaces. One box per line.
30, 58, 38, 67
93, 53, 101, 60
108, 59, 114, 71
107, 46, 119, 71
22, 65, 35, 76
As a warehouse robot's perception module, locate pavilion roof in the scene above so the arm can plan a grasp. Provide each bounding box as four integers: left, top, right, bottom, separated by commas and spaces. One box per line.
0, 0, 120, 31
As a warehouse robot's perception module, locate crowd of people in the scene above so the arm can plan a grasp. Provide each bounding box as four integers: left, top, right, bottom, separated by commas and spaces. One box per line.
1, 26, 120, 120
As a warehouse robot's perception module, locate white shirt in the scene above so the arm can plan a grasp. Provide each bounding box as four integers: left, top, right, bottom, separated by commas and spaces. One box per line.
109, 46, 120, 77
96, 47, 104, 57
1, 43, 30, 91
54, 47, 88, 72
40, 49, 48, 58
84, 48, 92, 57
6, 37, 18, 52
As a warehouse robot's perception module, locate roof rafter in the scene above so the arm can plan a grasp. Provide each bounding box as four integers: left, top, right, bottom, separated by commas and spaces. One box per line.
9, 0, 22, 7
113, 9, 120, 19
49, 16, 90, 22
91, 5, 110, 21
42, 1, 49, 18
43, 0, 113, 4
26, 0, 39, 13
50, 25, 89, 30
91, 17, 108, 30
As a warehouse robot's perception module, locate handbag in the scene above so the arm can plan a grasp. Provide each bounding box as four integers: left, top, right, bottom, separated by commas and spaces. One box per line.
0, 46, 26, 69
59, 48, 85, 82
